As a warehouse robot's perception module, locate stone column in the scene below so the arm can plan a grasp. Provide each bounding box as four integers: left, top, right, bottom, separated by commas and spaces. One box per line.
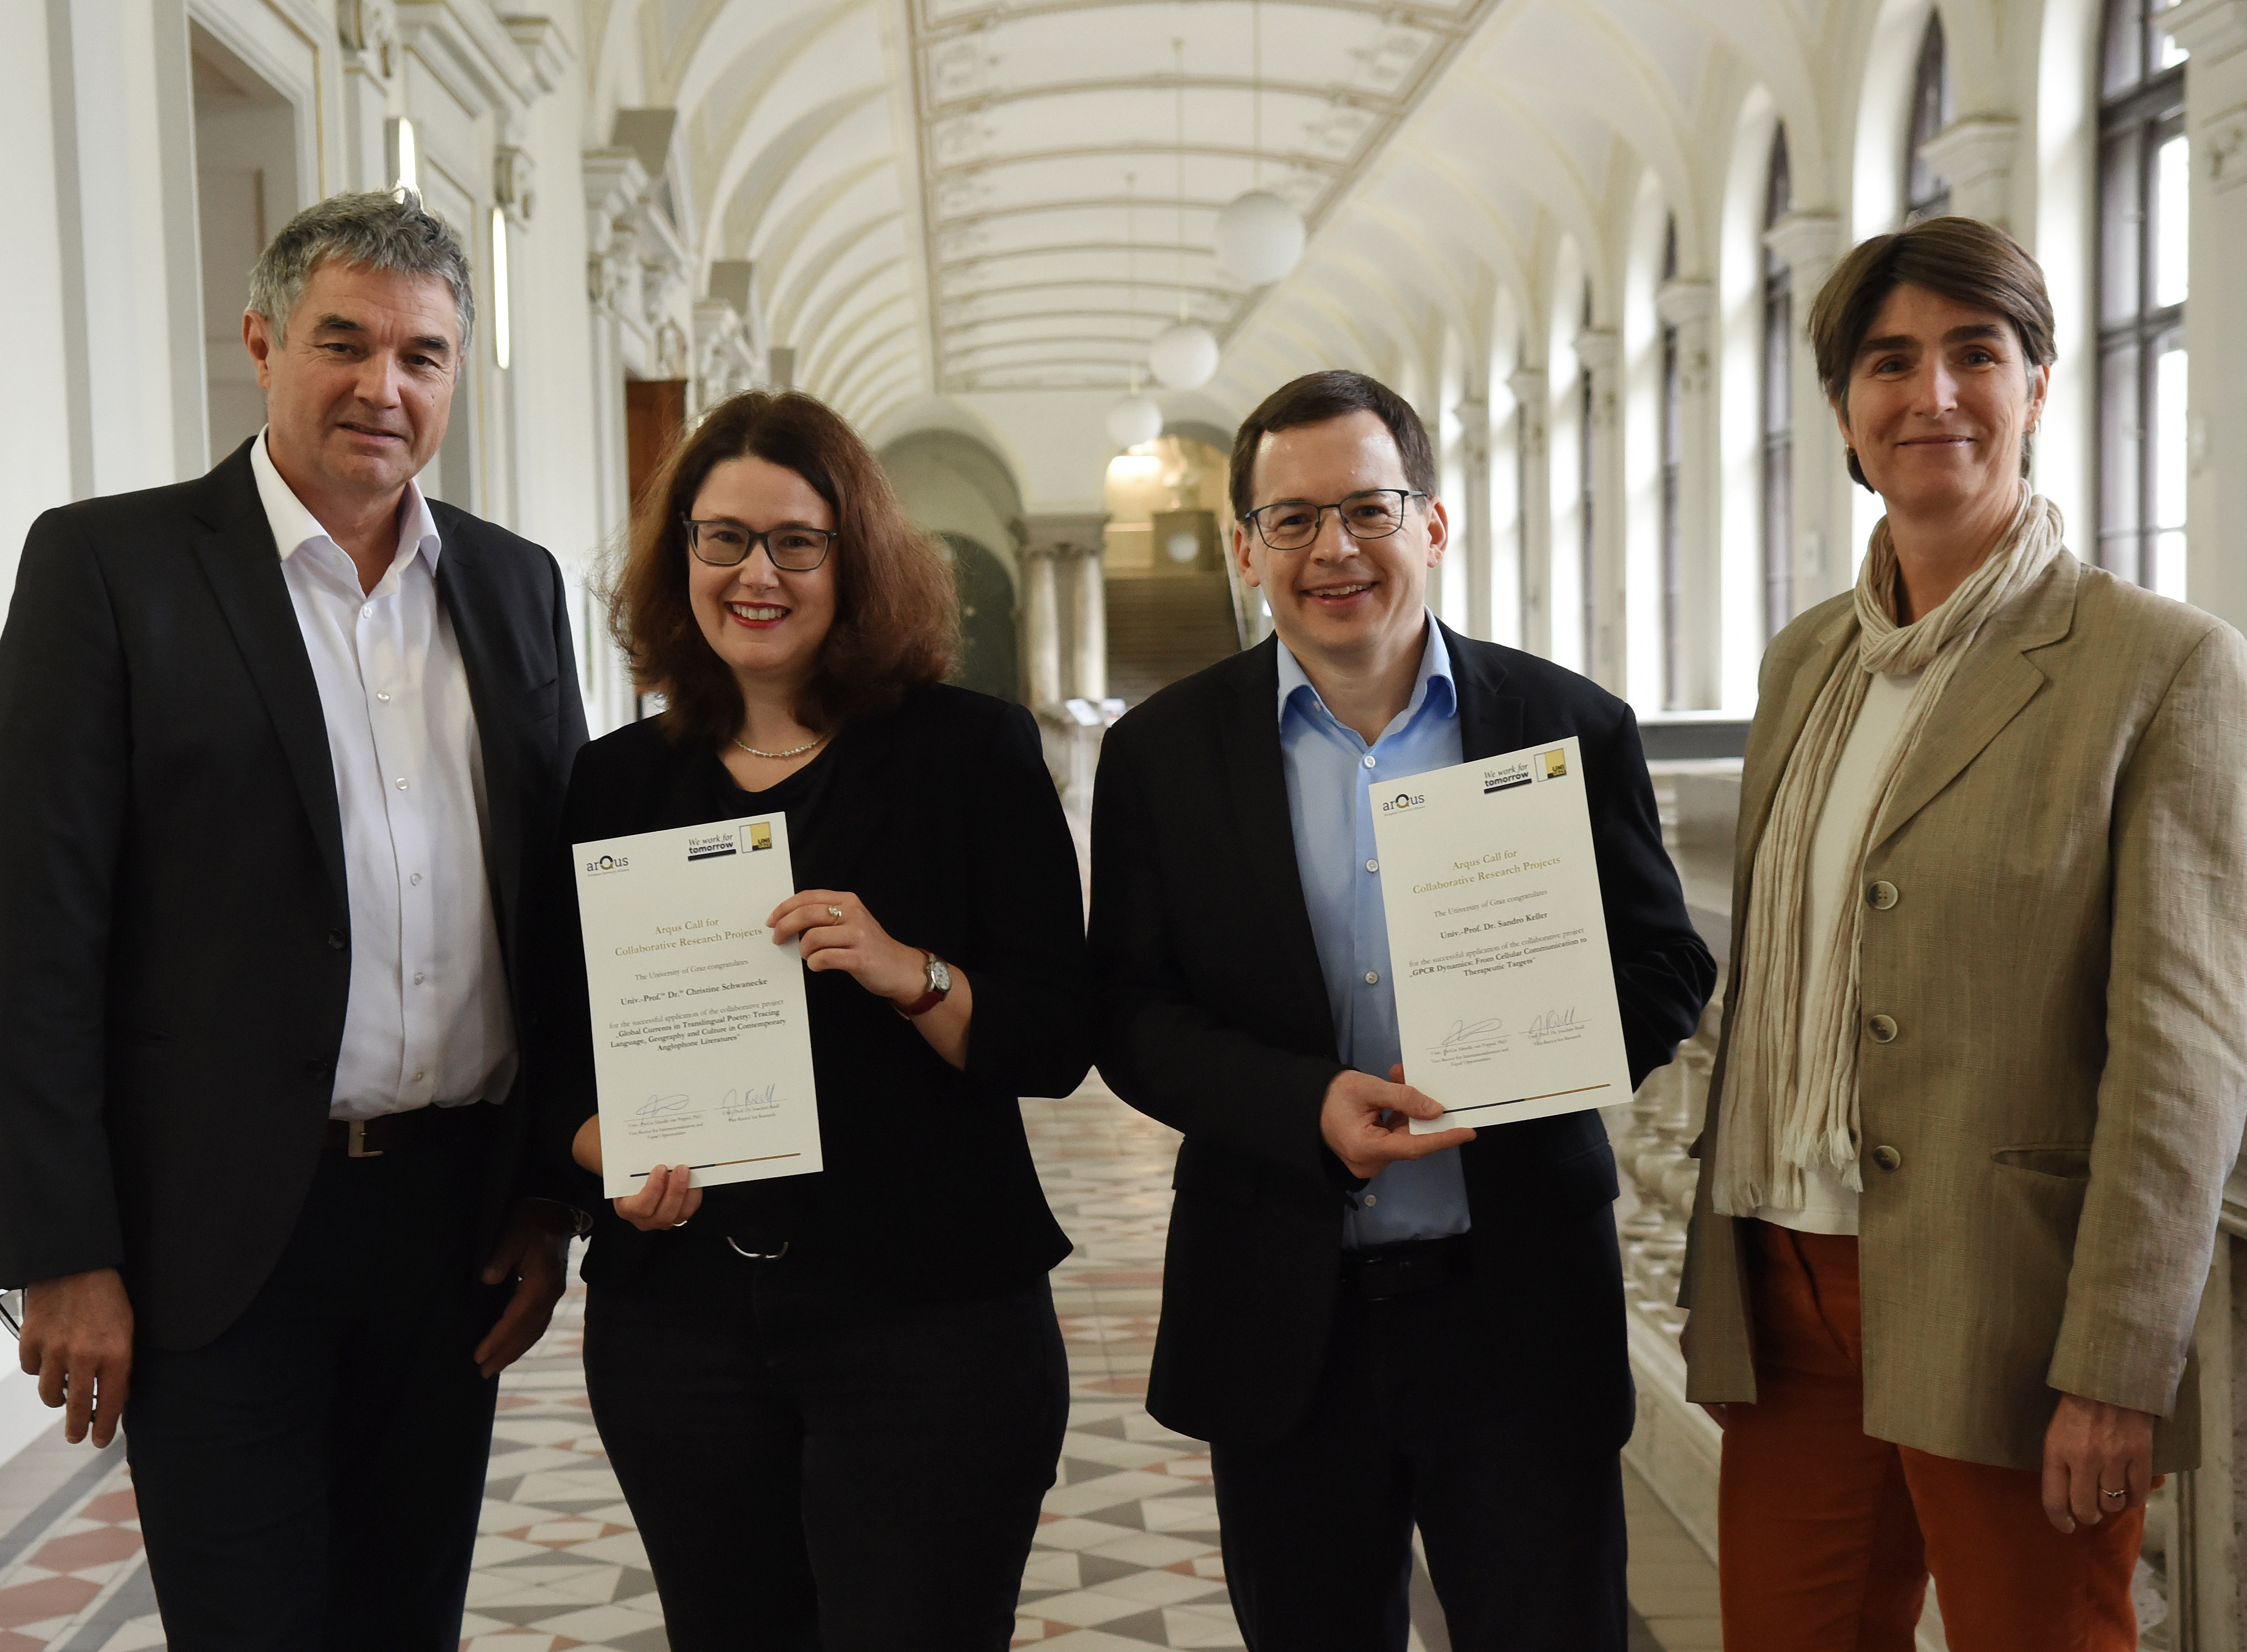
1021, 545, 1063, 710
1656, 280, 1720, 707
1454, 390, 1492, 640
1070, 544, 1108, 705
1763, 212, 1845, 618
1508, 367, 1553, 659
1575, 330, 1624, 692
1919, 116, 2022, 230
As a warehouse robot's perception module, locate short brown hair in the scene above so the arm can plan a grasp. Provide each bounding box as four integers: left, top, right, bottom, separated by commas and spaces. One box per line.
1808, 216, 2056, 488
611, 389, 957, 748
1229, 370, 1437, 519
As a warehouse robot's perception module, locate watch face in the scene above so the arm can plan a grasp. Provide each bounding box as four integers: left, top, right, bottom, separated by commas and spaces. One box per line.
927, 956, 953, 994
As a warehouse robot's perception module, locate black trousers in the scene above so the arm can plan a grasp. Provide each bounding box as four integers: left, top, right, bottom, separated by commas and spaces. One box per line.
124, 1126, 505, 1651
1210, 1274, 1630, 1652
581, 1263, 1069, 1652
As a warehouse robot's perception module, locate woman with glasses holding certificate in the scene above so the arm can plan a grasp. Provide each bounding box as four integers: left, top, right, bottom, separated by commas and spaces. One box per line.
534, 390, 1093, 1651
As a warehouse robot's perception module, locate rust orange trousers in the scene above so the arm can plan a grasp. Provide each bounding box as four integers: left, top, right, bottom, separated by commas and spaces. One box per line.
1716, 1221, 2143, 1652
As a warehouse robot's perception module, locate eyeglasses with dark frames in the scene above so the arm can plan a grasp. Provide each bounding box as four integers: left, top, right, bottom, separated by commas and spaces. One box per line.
1244, 489, 1428, 551
682, 517, 839, 571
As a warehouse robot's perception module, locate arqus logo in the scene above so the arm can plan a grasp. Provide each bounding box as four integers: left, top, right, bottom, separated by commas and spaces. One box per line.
1377, 790, 1427, 814
583, 852, 631, 876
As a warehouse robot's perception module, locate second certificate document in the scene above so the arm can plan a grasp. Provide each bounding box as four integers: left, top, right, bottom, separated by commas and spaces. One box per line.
1371, 736, 1632, 1130
575, 813, 822, 1197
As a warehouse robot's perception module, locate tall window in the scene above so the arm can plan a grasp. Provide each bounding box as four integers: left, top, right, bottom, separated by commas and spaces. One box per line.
1762, 127, 1793, 640
1659, 214, 1683, 708
1905, 12, 1954, 223
1579, 282, 1597, 669
2098, 0, 2189, 598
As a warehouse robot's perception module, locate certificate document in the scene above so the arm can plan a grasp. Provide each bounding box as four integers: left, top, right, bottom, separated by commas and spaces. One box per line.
1370, 736, 1632, 1131
574, 815, 821, 1197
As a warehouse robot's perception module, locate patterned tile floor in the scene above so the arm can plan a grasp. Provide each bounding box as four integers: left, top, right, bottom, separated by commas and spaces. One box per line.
0, 1075, 1716, 1651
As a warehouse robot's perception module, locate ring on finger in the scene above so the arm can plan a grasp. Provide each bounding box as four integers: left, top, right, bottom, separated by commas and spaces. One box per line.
2101, 1487, 2128, 1502
826, 904, 845, 923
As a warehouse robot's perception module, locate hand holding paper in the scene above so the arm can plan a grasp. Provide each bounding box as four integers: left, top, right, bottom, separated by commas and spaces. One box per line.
574, 814, 824, 1198
1371, 736, 1632, 1131
1318, 1066, 1474, 1179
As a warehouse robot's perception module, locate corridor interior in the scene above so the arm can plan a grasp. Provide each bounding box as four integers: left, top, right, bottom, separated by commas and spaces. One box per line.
0, 1078, 1716, 1651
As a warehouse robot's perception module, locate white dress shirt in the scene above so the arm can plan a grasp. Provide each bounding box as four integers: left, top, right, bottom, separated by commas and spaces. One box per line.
251, 430, 516, 1120
1754, 668, 1921, 1236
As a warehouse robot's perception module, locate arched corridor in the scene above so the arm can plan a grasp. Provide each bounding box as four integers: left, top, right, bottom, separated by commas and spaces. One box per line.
4, 0, 2246, 1646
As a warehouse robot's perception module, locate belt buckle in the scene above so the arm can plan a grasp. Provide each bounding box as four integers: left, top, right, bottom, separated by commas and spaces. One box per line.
347, 1119, 383, 1158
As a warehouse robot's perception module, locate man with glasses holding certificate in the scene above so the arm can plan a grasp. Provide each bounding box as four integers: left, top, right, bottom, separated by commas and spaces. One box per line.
1089, 371, 1713, 1650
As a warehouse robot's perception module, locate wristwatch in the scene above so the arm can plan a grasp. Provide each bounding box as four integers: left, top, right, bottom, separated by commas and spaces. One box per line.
894, 951, 953, 1017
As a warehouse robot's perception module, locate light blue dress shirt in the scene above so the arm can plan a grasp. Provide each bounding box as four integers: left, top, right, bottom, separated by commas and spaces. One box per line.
1276, 614, 1472, 1249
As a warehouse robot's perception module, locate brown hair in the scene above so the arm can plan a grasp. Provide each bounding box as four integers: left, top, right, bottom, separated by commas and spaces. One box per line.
1807, 215, 2056, 489
611, 389, 957, 748
1229, 370, 1437, 519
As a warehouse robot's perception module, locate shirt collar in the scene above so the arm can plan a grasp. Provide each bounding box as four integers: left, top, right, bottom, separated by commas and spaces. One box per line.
250, 426, 442, 572
1276, 611, 1456, 736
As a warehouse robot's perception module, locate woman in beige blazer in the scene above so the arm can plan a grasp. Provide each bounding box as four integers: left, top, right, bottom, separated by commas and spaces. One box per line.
1679, 215, 2247, 1652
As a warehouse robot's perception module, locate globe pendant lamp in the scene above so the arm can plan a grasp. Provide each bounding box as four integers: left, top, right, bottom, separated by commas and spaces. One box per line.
1215, 190, 1303, 285
1150, 320, 1218, 389
1107, 393, 1164, 448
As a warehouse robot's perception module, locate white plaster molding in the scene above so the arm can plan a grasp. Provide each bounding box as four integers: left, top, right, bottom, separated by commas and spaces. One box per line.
499, 13, 572, 95
583, 149, 649, 313
2206, 103, 2247, 194
393, 0, 552, 116
1654, 280, 1714, 329
1763, 210, 1841, 275
2164, 0, 2247, 62
1574, 328, 1621, 377
494, 144, 536, 226
337, 0, 399, 84
1917, 115, 2020, 221
1453, 394, 1489, 464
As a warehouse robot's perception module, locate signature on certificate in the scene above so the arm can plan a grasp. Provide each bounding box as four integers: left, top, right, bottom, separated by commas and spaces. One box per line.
636, 1093, 691, 1116
1438, 1016, 1505, 1051
1527, 1006, 1581, 1033
721, 1083, 785, 1117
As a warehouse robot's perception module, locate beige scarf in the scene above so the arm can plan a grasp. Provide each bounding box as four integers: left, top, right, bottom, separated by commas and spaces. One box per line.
1709, 489, 2065, 1216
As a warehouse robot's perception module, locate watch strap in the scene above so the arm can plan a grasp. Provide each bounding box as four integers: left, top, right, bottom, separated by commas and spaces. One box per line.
894, 951, 949, 1017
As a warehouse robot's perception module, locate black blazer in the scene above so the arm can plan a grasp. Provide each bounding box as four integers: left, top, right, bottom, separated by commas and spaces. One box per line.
0, 439, 588, 1349
536, 687, 1093, 1303
1089, 623, 1714, 1447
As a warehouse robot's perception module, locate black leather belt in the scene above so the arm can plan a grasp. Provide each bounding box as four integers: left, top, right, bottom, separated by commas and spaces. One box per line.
1341, 1232, 1473, 1301
323, 1103, 489, 1158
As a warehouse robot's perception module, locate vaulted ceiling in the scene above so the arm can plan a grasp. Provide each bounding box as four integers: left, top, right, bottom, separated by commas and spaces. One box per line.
588, 0, 1845, 428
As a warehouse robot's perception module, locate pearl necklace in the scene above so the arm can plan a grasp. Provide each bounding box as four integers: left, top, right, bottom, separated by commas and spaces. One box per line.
732, 732, 829, 761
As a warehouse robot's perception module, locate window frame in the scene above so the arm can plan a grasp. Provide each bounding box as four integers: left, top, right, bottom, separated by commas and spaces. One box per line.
2095, 0, 2189, 593
1904, 11, 1954, 225
1659, 215, 1683, 709
1761, 125, 1794, 641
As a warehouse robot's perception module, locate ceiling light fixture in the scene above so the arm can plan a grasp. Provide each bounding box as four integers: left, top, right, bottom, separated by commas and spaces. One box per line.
1150, 36, 1218, 389
1215, 0, 1305, 285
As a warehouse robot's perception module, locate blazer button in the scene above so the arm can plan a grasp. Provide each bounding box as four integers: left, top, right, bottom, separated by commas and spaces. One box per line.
1870, 1144, 1903, 1172
326, 931, 347, 951
1866, 880, 1898, 910
1867, 1013, 1898, 1043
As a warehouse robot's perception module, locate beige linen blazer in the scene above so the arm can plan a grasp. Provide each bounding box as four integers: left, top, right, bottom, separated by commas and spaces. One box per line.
1680, 550, 2247, 1472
